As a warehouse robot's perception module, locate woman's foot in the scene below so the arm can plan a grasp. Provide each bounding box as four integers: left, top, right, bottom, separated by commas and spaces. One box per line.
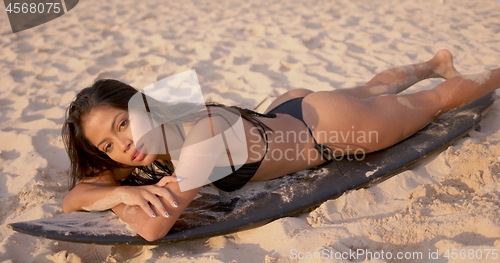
428, 49, 461, 80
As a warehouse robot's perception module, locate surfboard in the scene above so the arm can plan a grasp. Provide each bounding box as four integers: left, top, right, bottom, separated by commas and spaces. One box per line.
8, 93, 495, 245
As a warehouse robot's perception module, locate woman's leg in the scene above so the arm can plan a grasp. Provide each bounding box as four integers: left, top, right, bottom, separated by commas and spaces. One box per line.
434, 68, 500, 112
338, 50, 460, 99
265, 50, 458, 113
302, 67, 500, 154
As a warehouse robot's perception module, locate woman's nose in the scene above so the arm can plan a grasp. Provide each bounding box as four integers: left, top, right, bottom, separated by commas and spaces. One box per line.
117, 136, 132, 152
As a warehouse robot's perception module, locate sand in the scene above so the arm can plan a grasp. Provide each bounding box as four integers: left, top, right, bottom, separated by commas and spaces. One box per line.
1, 0, 500, 262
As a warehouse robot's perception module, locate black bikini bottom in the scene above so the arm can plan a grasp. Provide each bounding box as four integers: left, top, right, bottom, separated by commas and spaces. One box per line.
267, 97, 336, 161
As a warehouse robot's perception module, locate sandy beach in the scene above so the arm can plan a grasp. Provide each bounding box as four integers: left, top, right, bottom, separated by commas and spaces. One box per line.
1, 0, 500, 262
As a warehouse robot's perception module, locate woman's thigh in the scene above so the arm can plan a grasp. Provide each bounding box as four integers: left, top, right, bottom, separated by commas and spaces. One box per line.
264, 89, 314, 113
301, 90, 441, 154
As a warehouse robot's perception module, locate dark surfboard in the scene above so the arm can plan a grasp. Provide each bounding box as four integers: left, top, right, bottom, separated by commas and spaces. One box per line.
8, 93, 495, 245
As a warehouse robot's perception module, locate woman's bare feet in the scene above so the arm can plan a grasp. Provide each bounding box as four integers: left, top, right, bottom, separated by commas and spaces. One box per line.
428, 49, 461, 80
343, 50, 463, 99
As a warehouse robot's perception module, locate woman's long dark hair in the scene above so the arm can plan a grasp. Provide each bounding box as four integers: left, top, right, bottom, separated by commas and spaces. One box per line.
62, 79, 272, 189
62, 79, 139, 188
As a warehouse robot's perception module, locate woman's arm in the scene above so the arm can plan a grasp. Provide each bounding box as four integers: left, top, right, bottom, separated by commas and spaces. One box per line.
62, 169, 120, 212
112, 179, 201, 241
62, 168, 193, 241
62, 168, 178, 218
63, 170, 200, 241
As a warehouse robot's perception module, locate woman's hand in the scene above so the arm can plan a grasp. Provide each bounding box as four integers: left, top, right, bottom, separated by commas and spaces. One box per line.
117, 176, 179, 218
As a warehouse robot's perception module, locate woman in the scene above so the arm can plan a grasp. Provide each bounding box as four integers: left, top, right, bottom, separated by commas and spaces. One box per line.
62, 50, 500, 241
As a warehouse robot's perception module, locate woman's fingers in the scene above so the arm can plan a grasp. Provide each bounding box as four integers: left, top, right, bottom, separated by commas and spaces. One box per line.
142, 191, 170, 218
148, 185, 178, 209
155, 176, 180, 187
137, 200, 157, 218
119, 184, 179, 218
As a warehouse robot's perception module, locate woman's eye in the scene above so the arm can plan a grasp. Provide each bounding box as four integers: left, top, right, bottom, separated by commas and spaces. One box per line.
119, 119, 128, 130
104, 143, 113, 153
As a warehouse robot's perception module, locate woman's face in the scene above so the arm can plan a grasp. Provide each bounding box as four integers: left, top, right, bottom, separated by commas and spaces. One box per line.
83, 106, 158, 166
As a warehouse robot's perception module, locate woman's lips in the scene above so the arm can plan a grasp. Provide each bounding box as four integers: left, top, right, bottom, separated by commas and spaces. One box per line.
132, 145, 146, 162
